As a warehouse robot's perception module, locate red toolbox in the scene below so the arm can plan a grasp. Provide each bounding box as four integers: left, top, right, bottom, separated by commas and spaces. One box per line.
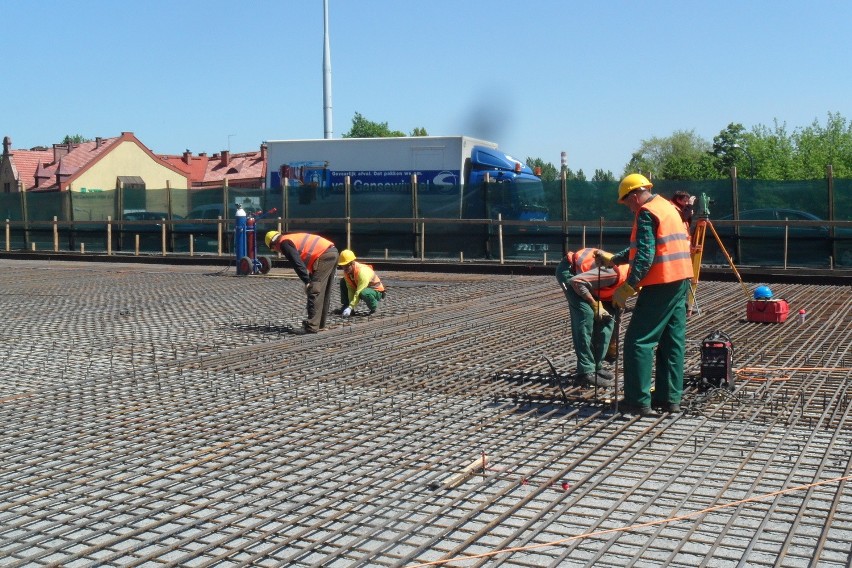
746, 299, 789, 323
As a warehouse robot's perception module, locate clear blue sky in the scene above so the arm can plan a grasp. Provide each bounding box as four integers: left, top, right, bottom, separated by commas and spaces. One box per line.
4, 1, 851, 176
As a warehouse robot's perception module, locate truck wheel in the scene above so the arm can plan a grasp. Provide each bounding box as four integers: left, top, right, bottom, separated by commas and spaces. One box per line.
237, 256, 252, 276
258, 256, 272, 274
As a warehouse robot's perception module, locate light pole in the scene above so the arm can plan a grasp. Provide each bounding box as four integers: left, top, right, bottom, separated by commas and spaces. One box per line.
732, 143, 754, 179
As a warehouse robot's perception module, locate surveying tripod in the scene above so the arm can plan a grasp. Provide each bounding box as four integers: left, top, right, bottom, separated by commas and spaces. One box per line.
688, 194, 751, 315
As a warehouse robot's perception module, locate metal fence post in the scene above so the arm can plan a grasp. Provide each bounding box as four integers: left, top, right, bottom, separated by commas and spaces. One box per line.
345, 175, 351, 250
498, 213, 504, 264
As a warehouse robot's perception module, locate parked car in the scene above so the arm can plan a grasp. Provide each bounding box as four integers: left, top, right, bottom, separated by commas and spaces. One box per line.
704, 208, 837, 267
122, 210, 182, 231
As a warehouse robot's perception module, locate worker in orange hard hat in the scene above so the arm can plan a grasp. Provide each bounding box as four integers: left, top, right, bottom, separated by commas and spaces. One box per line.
595, 173, 693, 416
336, 249, 386, 317
265, 230, 338, 334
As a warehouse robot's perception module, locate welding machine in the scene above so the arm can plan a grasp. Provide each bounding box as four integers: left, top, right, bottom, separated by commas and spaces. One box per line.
699, 331, 734, 391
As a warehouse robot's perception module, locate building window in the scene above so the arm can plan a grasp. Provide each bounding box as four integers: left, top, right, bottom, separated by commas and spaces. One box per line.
3, 182, 10, 193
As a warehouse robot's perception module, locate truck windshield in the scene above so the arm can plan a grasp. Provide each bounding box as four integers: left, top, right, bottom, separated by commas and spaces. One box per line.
514, 179, 548, 221
491, 178, 548, 221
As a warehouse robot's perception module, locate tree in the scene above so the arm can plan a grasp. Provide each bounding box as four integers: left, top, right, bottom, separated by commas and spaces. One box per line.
710, 123, 747, 176
62, 134, 91, 144
341, 112, 405, 138
592, 169, 615, 182
791, 112, 852, 179
525, 158, 558, 182
624, 129, 712, 180
409, 127, 428, 137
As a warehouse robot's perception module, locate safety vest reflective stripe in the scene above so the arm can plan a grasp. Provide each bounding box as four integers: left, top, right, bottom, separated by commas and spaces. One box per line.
629, 196, 694, 286
598, 264, 629, 301
566, 247, 597, 274
287, 233, 333, 273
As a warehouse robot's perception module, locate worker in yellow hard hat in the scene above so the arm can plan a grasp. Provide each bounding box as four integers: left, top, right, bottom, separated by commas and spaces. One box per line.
336, 249, 385, 317
265, 230, 338, 334
594, 173, 693, 416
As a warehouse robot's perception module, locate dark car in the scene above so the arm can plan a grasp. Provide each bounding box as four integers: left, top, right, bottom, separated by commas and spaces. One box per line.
704, 208, 833, 267
122, 210, 182, 231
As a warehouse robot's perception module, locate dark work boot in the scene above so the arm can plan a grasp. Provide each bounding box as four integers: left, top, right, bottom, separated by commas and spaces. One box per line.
576, 372, 614, 388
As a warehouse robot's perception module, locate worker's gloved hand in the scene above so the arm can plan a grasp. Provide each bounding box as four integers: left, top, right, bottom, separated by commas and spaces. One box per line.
304, 281, 312, 294
612, 283, 637, 309
341, 306, 352, 317
593, 301, 612, 322
594, 250, 615, 268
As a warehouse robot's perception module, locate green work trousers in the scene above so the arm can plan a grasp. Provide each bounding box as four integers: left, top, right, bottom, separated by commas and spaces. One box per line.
622, 278, 690, 408
557, 260, 614, 375
339, 280, 383, 313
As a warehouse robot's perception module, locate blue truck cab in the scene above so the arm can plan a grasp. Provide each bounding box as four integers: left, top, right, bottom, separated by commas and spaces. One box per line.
466, 145, 548, 222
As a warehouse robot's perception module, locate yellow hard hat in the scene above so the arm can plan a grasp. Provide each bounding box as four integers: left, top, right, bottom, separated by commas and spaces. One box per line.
618, 173, 653, 201
338, 249, 356, 266
265, 230, 280, 249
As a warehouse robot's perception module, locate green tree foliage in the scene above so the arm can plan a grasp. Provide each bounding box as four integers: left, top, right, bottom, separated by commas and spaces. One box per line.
342, 112, 405, 138
627, 114, 852, 181
62, 134, 91, 144
790, 112, 852, 178
409, 127, 429, 137
624, 129, 711, 180
525, 158, 558, 182
592, 169, 615, 182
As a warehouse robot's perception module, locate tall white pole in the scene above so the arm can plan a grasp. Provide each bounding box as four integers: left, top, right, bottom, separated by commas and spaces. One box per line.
323, 0, 333, 139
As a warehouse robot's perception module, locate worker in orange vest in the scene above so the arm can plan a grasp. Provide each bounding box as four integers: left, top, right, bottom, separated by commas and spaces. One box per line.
596, 174, 694, 416
265, 231, 338, 334
670, 190, 695, 235
556, 247, 628, 389
336, 249, 386, 316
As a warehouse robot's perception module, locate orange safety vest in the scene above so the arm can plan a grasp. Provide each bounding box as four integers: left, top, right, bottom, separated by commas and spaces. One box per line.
628, 196, 694, 286
283, 233, 333, 273
598, 264, 629, 301
344, 261, 385, 292
565, 248, 628, 301
564, 248, 598, 275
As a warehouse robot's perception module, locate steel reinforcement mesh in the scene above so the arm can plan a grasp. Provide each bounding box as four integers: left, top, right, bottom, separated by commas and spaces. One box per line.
0, 259, 850, 567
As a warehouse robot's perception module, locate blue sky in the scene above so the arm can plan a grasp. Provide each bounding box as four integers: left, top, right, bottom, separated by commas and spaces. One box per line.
4, 1, 851, 176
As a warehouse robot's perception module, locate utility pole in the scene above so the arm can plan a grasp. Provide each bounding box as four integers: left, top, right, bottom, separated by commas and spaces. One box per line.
323, 0, 333, 139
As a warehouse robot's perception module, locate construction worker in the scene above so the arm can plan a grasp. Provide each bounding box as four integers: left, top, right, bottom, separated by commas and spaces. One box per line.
556, 248, 629, 389
336, 249, 386, 316
670, 190, 696, 235
265, 231, 338, 334
596, 174, 694, 416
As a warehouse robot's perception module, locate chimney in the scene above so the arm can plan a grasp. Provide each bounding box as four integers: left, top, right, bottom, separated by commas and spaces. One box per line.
260, 143, 267, 162
220, 150, 230, 168
95, 137, 102, 148
199, 152, 207, 157
183, 150, 192, 164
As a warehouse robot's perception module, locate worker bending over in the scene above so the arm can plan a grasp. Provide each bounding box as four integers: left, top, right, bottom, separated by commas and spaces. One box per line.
265, 231, 338, 334
336, 249, 385, 316
596, 174, 693, 416
556, 248, 628, 388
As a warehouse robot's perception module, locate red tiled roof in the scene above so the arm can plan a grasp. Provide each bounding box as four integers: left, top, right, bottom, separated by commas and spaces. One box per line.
4, 148, 54, 190
160, 154, 210, 184
159, 148, 266, 188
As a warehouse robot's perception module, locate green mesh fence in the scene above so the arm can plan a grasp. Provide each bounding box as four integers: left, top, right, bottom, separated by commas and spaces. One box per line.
2, 178, 851, 266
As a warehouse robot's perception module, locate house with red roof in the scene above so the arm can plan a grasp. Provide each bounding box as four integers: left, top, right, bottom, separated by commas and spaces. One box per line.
0, 132, 189, 194
160, 144, 267, 189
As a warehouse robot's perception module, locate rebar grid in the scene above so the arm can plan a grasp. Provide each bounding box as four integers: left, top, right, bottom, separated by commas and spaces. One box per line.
0, 259, 849, 568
